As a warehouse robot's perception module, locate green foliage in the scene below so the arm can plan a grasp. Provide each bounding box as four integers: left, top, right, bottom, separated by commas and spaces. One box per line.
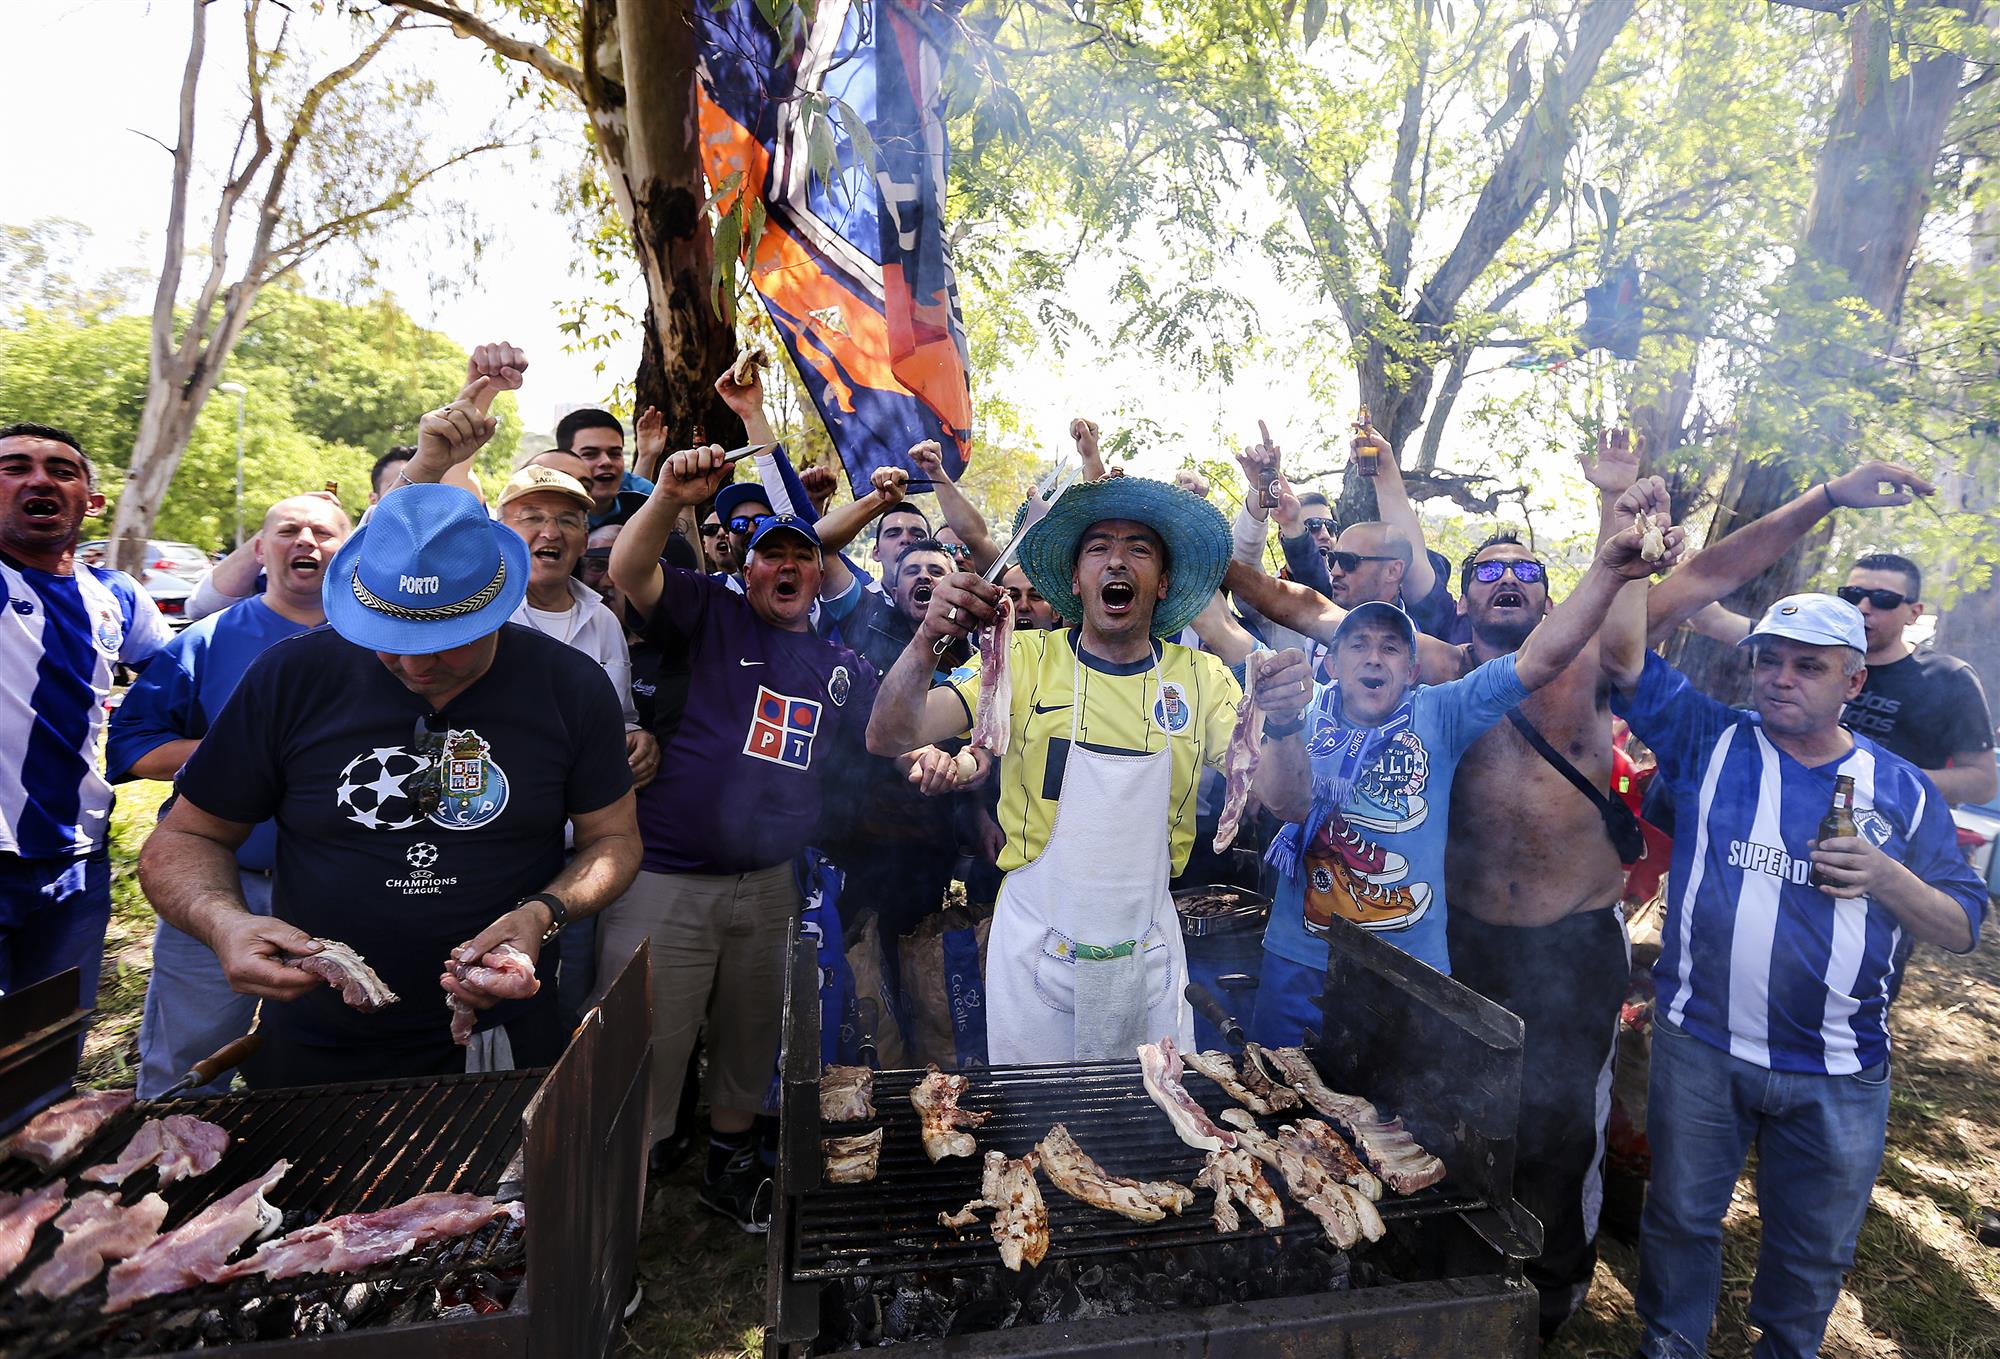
0, 283, 516, 549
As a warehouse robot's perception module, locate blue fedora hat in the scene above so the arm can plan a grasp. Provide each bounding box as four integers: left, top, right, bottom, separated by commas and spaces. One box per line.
323, 484, 528, 655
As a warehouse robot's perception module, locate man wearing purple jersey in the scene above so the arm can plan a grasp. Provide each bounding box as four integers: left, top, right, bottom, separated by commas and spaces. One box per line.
1604, 593, 1984, 1359
606, 443, 877, 1233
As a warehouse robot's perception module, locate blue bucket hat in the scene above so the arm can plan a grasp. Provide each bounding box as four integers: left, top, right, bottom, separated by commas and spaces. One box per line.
1016, 476, 1230, 638
322, 484, 528, 655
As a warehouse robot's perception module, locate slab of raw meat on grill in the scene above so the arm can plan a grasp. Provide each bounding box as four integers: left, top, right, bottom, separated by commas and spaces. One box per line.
821, 1129, 883, 1185
969, 594, 1015, 757
444, 943, 538, 1045
1182, 1048, 1301, 1116
285, 940, 398, 1011
1219, 1110, 1383, 1249
217, 1191, 515, 1283
82, 1114, 228, 1187
1262, 1048, 1446, 1194
1212, 652, 1264, 853
1035, 1123, 1193, 1223
819, 1065, 875, 1123
1137, 1036, 1237, 1152
1192, 1148, 1283, 1233
910, 1064, 989, 1162
22, 1191, 170, 1300
2, 1089, 135, 1170
105, 1160, 290, 1311
0, 1183, 66, 1281
938, 1149, 1048, 1271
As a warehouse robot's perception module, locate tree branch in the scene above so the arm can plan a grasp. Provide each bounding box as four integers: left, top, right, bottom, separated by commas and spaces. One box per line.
380, 0, 585, 99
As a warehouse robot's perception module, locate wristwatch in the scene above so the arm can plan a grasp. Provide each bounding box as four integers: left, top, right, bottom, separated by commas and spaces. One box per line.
519, 892, 569, 945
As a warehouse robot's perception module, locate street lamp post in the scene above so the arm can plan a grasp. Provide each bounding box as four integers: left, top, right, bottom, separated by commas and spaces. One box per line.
218, 382, 248, 549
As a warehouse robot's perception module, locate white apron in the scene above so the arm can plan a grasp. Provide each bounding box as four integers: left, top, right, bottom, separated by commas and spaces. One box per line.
986, 652, 1194, 1063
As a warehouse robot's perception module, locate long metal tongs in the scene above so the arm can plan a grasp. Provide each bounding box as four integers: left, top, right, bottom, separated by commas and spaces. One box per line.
933, 457, 1078, 656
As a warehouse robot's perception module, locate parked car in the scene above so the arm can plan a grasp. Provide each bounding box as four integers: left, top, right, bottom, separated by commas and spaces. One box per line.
75, 539, 210, 631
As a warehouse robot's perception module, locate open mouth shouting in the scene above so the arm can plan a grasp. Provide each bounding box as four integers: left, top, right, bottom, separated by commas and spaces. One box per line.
1356, 675, 1388, 691
771, 575, 804, 604
531, 543, 566, 568
21, 494, 63, 525
287, 553, 325, 580
909, 582, 935, 609
1099, 579, 1137, 617
1488, 584, 1527, 611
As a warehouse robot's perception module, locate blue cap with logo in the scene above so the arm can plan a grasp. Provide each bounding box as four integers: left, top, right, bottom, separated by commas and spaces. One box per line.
1737, 592, 1866, 652
746, 513, 822, 556
322, 483, 528, 655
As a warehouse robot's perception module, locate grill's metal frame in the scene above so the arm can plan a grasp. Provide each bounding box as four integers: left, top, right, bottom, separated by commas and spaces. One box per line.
766, 916, 1541, 1356
0, 943, 651, 1359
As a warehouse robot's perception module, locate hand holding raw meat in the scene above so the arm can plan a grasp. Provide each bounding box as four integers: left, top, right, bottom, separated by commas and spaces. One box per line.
1213, 652, 1266, 853
969, 594, 1016, 758
209, 912, 331, 1002
443, 942, 540, 1046
916, 569, 1001, 650
1248, 647, 1313, 721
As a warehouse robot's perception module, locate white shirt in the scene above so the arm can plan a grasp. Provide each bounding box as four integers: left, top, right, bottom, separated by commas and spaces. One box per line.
509, 577, 639, 728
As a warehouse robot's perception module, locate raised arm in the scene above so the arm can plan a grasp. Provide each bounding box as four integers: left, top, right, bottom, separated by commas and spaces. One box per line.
815, 465, 911, 558
1518, 478, 1687, 691
1353, 424, 1435, 600
1222, 560, 1462, 679
1645, 461, 1933, 645
610, 445, 729, 620
908, 440, 999, 572
867, 570, 999, 756
1071, 417, 1108, 482
1248, 648, 1316, 824
1188, 590, 1262, 667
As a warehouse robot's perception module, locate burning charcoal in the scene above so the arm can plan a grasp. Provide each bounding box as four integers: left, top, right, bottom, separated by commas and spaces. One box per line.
294, 1301, 342, 1335
884, 1284, 951, 1341
435, 1302, 480, 1320
337, 1281, 378, 1319
388, 1283, 442, 1326
1141, 1271, 1178, 1307
197, 1308, 232, 1345
947, 1293, 1020, 1334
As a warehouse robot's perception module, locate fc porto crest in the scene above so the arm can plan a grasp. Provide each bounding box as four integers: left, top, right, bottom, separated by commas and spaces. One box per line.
1152, 681, 1192, 735
829, 665, 852, 708
430, 729, 511, 829
92, 605, 123, 656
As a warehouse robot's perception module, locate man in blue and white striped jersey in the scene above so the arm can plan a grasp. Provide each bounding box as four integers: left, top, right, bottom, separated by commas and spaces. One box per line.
0, 423, 171, 1022
1605, 592, 1985, 1359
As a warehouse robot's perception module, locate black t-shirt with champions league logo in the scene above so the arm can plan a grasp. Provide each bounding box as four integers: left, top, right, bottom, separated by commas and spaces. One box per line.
177, 623, 631, 1064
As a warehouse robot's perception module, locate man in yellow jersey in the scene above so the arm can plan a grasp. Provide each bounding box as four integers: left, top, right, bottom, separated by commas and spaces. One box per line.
868, 477, 1311, 1062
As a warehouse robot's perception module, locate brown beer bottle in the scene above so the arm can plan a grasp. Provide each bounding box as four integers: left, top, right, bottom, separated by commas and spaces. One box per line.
323, 480, 339, 496
1810, 775, 1857, 888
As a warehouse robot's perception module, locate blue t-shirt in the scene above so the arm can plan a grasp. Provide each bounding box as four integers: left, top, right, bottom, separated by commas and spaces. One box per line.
1, 556, 170, 858
175, 624, 630, 1049
1263, 654, 1528, 975
1614, 652, 1985, 1075
107, 597, 312, 872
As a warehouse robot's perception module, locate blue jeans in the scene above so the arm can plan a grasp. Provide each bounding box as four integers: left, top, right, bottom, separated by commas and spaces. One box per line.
137, 870, 273, 1099
1247, 948, 1326, 1049
1636, 1017, 1890, 1359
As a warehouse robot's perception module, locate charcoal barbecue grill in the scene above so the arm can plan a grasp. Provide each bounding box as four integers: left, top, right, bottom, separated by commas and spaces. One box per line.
767, 916, 1542, 1355
0, 944, 651, 1359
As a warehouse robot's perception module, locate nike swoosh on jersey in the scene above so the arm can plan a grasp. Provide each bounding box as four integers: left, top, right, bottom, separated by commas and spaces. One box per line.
739, 659, 765, 667
1030, 701, 1072, 714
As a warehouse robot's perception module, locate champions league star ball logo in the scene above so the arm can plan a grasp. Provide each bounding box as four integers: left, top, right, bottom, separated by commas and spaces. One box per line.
335, 747, 430, 830
406, 842, 439, 869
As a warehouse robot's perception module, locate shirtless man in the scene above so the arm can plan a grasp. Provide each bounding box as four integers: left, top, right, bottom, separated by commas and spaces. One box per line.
1229, 436, 1934, 1338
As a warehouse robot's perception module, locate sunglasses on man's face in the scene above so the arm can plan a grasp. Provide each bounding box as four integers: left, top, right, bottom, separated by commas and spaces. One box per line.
727, 513, 770, 536
1328, 551, 1398, 573
1470, 559, 1547, 585
1303, 517, 1336, 534
940, 543, 971, 560
1837, 585, 1914, 610
700, 523, 725, 537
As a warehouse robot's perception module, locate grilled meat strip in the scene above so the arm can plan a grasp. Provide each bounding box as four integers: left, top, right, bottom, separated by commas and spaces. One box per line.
106, 1160, 290, 1311
1219, 1110, 1383, 1249
217, 1192, 516, 1283
969, 595, 1015, 757
910, 1064, 989, 1162
938, 1149, 1048, 1271
1285, 1117, 1382, 1200
1192, 1147, 1284, 1232
285, 940, 398, 1011
1182, 1048, 1302, 1116
0, 1183, 66, 1282
820, 1065, 875, 1123
2, 1090, 135, 1170
23, 1192, 169, 1300
1137, 1036, 1237, 1152
821, 1128, 884, 1185
1212, 652, 1265, 853
1036, 1123, 1193, 1223
1262, 1048, 1446, 1194
83, 1114, 228, 1188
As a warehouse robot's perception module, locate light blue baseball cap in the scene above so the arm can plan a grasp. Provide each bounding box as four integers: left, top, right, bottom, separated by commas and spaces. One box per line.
1738, 593, 1866, 653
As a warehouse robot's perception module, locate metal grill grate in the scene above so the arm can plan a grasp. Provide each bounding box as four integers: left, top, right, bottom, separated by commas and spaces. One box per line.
787, 1059, 1482, 1282
0, 1070, 541, 1358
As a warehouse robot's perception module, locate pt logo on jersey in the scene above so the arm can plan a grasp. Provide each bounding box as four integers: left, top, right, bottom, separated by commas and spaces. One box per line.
744, 687, 822, 769
1153, 681, 1191, 735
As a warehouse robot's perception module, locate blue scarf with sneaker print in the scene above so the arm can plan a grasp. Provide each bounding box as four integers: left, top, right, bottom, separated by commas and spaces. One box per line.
1265, 681, 1416, 880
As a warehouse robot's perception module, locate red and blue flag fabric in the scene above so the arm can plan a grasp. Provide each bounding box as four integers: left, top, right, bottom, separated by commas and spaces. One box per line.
696, 0, 974, 488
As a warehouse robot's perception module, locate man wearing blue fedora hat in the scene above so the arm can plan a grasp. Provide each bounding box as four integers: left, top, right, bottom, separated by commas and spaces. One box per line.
867, 475, 1314, 1062
139, 388, 641, 1086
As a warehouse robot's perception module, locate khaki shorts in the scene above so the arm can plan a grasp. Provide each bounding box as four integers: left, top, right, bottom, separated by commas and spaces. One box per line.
593, 862, 799, 1140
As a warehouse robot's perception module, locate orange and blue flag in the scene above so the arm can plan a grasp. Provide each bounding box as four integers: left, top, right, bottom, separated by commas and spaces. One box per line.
696, 0, 974, 486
